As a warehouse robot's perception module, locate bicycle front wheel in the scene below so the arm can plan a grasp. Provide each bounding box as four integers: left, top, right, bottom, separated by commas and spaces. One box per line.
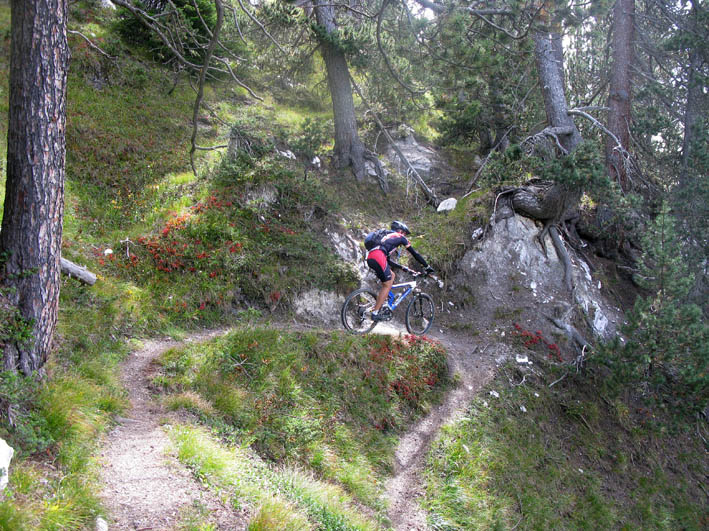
341, 288, 378, 334
405, 293, 435, 335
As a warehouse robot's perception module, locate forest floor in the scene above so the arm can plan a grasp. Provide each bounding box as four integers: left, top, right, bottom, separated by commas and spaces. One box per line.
97, 321, 497, 530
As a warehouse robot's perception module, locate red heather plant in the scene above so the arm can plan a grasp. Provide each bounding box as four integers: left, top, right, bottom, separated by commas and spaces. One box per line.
513, 323, 563, 362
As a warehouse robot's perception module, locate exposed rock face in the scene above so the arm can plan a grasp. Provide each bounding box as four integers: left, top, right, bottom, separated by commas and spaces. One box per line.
384, 128, 443, 180
0, 438, 13, 491
293, 289, 343, 325
456, 214, 623, 343
325, 228, 369, 280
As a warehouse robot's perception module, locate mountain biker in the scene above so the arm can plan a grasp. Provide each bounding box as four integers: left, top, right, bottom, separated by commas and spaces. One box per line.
365, 220, 434, 321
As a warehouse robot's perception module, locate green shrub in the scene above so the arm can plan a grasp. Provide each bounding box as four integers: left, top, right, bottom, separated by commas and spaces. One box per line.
600, 203, 708, 415
291, 117, 331, 160
0, 371, 55, 455
115, 0, 217, 63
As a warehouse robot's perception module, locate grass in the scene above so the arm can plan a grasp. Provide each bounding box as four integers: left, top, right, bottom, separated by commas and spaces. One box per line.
413, 189, 491, 275
155, 328, 450, 514
3, 8, 354, 521
171, 424, 379, 530
1, 3, 706, 531
422, 366, 709, 530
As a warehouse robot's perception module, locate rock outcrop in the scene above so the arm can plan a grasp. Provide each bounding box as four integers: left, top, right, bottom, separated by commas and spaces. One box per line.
454, 213, 623, 348
0, 438, 14, 491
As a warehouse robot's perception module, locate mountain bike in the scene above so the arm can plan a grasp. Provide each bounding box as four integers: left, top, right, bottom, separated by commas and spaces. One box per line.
341, 267, 441, 335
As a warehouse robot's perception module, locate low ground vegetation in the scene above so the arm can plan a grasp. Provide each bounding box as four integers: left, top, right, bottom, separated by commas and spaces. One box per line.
423, 364, 708, 530
155, 328, 449, 516
0, 2, 707, 529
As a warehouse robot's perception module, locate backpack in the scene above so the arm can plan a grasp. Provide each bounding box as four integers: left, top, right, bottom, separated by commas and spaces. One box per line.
364, 228, 390, 251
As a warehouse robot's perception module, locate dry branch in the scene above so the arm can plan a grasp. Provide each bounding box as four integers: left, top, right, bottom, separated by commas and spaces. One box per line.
61, 258, 97, 285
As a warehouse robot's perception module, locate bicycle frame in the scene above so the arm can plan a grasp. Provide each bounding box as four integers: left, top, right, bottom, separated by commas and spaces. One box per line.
386, 280, 418, 312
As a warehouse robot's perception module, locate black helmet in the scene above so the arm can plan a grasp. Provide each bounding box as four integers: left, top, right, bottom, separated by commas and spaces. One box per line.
391, 220, 411, 235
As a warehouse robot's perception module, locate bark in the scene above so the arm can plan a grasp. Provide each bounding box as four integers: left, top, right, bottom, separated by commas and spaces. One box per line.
190, 0, 223, 174
605, 0, 635, 193
680, 47, 704, 182
533, 30, 583, 153
503, 5, 585, 292
680, 2, 707, 188
312, 2, 367, 180
529, 29, 583, 228
1, 0, 68, 375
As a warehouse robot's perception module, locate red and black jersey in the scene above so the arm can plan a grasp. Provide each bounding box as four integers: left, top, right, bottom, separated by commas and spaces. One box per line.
377, 232, 410, 258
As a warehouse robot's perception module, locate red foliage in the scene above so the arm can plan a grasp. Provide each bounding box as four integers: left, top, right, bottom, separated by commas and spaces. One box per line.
512, 322, 563, 361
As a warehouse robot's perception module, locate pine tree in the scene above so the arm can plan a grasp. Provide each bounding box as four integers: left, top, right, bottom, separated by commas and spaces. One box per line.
612, 203, 708, 414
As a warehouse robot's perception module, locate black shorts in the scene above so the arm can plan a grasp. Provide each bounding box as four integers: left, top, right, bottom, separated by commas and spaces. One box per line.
366, 249, 392, 282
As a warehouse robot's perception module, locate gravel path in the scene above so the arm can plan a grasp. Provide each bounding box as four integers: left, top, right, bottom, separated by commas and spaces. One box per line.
98, 329, 247, 530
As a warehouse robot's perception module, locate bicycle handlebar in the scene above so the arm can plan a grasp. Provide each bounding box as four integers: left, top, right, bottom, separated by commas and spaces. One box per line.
400, 266, 444, 288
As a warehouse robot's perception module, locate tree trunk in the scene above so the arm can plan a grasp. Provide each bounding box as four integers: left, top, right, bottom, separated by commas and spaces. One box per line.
605, 0, 635, 193
312, 2, 367, 180
680, 2, 707, 188
533, 30, 583, 153
1, 0, 68, 375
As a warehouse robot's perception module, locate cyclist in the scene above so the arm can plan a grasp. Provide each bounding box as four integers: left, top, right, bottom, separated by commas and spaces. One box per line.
365, 220, 434, 321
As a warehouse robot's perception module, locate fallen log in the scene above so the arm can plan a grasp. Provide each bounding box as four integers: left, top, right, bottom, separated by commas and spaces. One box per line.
61, 257, 97, 285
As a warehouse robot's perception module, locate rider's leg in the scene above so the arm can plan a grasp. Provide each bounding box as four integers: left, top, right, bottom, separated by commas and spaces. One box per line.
366, 250, 393, 314
373, 271, 395, 312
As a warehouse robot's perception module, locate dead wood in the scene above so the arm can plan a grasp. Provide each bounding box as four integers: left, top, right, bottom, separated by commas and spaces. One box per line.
60, 258, 97, 285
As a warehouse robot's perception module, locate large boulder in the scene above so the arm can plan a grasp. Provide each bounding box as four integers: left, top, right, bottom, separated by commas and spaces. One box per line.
0, 438, 14, 491
455, 214, 623, 343
437, 198, 458, 213
384, 126, 443, 180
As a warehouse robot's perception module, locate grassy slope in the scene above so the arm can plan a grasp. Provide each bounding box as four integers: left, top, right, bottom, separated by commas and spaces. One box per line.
0, 3, 707, 530
158, 328, 449, 526
422, 353, 709, 530
0, 4, 445, 529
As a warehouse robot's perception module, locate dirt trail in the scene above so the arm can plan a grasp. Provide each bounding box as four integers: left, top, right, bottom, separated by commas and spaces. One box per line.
98, 329, 247, 531
382, 325, 497, 531
97, 321, 493, 530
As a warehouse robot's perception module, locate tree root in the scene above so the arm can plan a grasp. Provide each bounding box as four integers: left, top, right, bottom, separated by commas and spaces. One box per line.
545, 314, 589, 353
363, 150, 390, 193
549, 224, 573, 291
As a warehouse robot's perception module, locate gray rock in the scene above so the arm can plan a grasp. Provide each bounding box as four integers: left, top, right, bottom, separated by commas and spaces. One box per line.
245, 184, 278, 208
95, 517, 109, 531
384, 127, 441, 179
0, 438, 14, 491
437, 198, 457, 213
459, 214, 622, 340
293, 289, 343, 325
325, 228, 368, 280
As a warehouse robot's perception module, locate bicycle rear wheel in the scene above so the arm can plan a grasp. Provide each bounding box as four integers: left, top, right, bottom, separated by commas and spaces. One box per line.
405, 293, 435, 335
341, 288, 378, 334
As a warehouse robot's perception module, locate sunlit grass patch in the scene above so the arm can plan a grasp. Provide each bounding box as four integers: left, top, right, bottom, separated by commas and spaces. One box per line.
163, 391, 215, 416
170, 424, 378, 530
0, 425, 106, 530
248, 497, 311, 531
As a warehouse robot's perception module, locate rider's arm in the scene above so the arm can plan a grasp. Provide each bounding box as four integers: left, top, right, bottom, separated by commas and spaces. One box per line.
405, 244, 429, 269
388, 259, 402, 270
